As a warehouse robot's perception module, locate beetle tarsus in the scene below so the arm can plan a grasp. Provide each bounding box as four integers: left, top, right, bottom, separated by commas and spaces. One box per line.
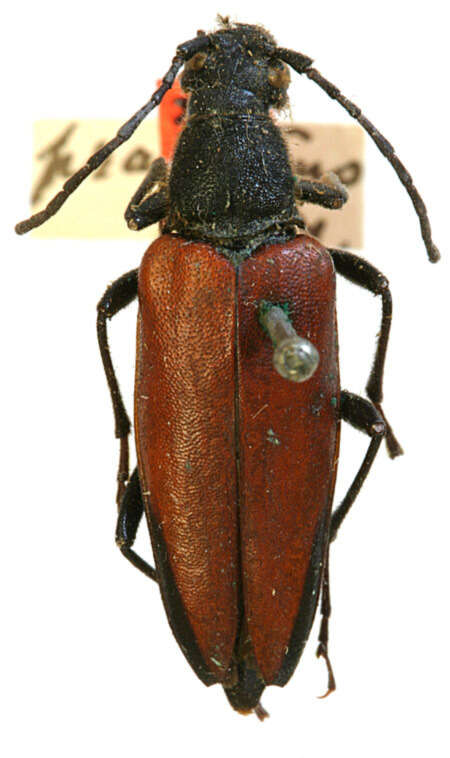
316, 561, 336, 698
254, 702, 270, 721
316, 640, 337, 699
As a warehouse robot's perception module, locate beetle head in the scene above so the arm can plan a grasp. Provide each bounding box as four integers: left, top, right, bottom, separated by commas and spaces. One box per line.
181, 21, 292, 111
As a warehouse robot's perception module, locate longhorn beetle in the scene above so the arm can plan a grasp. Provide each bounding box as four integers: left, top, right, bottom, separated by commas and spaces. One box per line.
15, 19, 440, 719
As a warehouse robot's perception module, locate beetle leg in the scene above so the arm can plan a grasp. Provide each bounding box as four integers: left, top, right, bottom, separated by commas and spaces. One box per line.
14, 41, 196, 236
330, 248, 403, 458
294, 172, 348, 210
125, 157, 169, 230
316, 555, 336, 698
297, 64, 440, 263
331, 391, 386, 541
116, 468, 157, 582
97, 269, 138, 505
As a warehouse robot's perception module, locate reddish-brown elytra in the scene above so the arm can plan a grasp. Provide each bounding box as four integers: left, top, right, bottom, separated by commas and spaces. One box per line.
15, 19, 440, 718
135, 234, 338, 699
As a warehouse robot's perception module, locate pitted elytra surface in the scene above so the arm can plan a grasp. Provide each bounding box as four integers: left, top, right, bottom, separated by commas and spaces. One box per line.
136, 235, 238, 682
135, 233, 340, 687
237, 236, 340, 684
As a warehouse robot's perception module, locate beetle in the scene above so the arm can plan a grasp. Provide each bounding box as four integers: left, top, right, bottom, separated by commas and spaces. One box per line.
15, 18, 440, 719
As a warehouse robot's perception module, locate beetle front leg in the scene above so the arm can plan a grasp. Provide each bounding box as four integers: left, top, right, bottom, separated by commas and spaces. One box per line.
294, 172, 348, 210
125, 157, 169, 230
97, 269, 138, 506
331, 391, 386, 540
330, 248, 403, 458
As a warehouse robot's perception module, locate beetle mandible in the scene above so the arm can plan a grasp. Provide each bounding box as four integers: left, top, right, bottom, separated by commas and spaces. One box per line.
15, 18, 440, 719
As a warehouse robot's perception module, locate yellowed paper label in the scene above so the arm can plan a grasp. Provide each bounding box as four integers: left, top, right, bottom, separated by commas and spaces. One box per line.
31, 119, 364, 247
281, 123, 364, 249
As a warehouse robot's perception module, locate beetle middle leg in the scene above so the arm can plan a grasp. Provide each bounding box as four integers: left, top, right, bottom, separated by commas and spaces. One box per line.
97, 269, 138, 505
330, 248, 403, 458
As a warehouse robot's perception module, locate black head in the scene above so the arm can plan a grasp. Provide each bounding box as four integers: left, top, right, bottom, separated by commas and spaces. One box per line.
16, 19, 439, 263
181, 21, 291, 112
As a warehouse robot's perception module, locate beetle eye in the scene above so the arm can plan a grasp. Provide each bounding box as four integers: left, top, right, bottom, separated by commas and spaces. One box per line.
268, 64, 290, 89
186, 52, 208, 72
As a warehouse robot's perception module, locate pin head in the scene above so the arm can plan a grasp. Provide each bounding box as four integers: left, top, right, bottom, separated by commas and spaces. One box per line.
273, 337, 320, 383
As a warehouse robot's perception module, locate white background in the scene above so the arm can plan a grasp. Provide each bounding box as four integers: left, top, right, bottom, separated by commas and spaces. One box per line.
2, 1, 449, 756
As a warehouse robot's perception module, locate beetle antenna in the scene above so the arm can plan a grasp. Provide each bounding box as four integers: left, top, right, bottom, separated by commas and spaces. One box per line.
15, 36, 209, 235
277, 51, 440, 263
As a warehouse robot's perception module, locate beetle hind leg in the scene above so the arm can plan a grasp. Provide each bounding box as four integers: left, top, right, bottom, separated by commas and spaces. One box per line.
331, 391, 386, 541
315, 392, 386, 692
116, 468, 157, 582
316, 558, 336, 698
